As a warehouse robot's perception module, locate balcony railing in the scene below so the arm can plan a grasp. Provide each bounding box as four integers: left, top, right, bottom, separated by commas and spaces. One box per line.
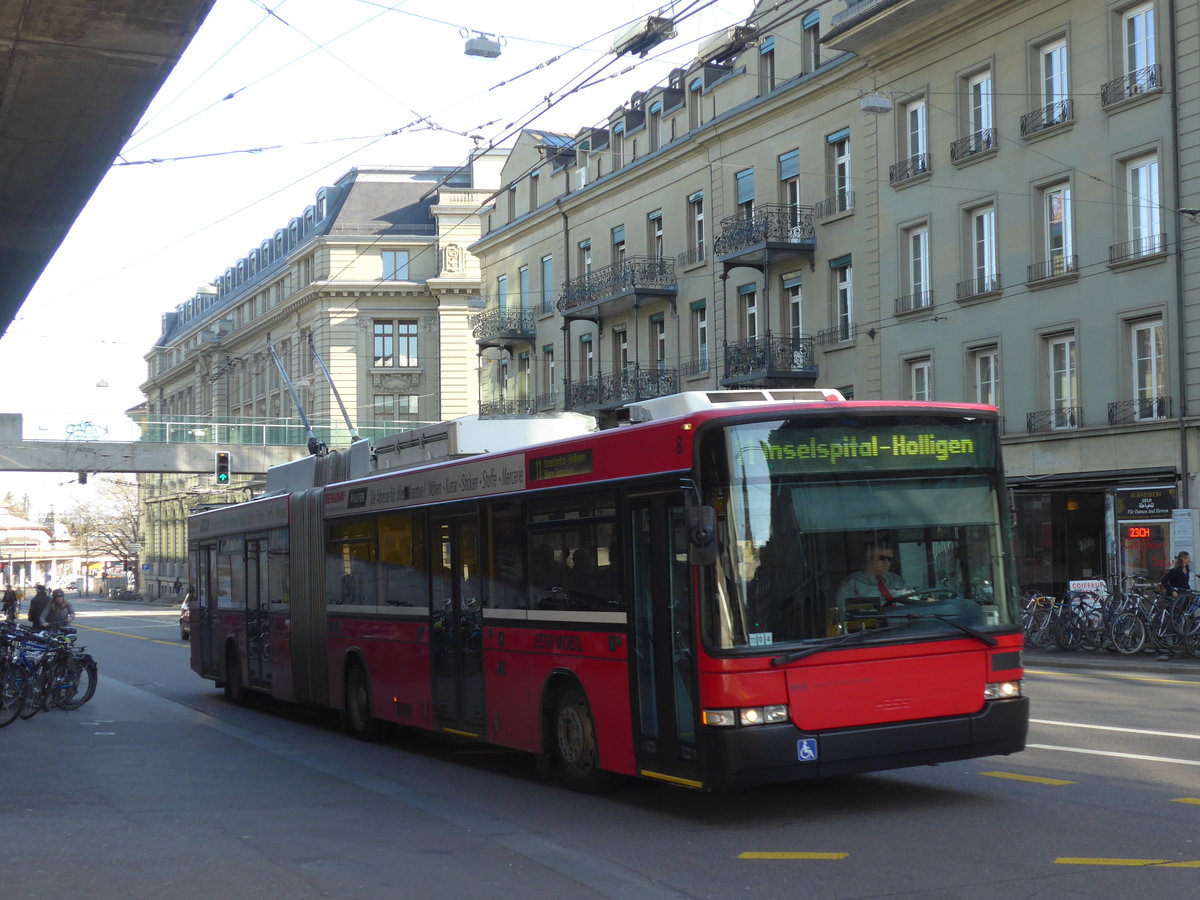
135, 415, 431, 447
956, 274, 1001, 300
1020, 99, 1073, 136
479, 397, 540, 416
816, 322, 856, 346
678, 355, 711, 377
1109, 234, 1167, 264
950, 128, 997, 162
1101, 64, 1162, 107
1108, 396, 1171, 425
889, 153, 930, 184
721, 334, 817, 384
558, 256, 676, 312
565, 365, 678, 410
713, 204, 816, 258
894, 291, 933, 315
470, 307, 537, 341
676, 244, 707, 267
814, 191, 854, 219
1028, 255, 1078, 282
1026, 407, 1082, 433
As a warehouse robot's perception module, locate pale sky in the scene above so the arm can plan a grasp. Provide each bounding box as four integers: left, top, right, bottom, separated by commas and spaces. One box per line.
0, 0, 744, 509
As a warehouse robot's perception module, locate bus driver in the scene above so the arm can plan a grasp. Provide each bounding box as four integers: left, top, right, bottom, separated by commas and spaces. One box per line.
836, 542, 920, 613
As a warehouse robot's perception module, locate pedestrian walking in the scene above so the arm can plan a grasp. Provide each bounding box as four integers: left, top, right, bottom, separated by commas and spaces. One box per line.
2, 584, 17, 622
27, 583, 50, 628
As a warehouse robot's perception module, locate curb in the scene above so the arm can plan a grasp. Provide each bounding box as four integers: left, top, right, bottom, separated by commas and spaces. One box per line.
1023, 648, 1200, 677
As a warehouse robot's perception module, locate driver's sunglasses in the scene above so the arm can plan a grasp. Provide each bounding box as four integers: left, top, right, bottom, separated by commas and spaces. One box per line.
874, 555, 894, 562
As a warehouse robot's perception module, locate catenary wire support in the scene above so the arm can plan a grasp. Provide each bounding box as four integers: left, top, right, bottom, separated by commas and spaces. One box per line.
267, 335, 325, 456
308, 333, 360, 442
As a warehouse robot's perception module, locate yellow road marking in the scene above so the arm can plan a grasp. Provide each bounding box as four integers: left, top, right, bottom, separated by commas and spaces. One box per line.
1056, 858, 1200, 867
738, 852, 849, 860
1026, 668, 1200, 686
640, 770, 704, 789
1173, 798, 1200, 805
980, 771, 1074, 785
75, 623, 184, 647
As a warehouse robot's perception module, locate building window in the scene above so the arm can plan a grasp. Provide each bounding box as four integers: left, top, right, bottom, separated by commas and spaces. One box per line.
1131, 318, 1165, 419
1041, 183, 1074, 277
968, 69, 994, 146
648, 210, 664, 260
786, 282, 803, 340
518, 265, 529, 311
529, 172, 539, 210
779, 150, 800, 224
1126, 153, 1163, 256
909, 358, 932, 402
735, 169, 755, 218
688, 191, 705, 261
961, 204, 999, 298
373, 394, 418, 422
973, 347, 1001, 407
578, 239, 592, 276
739, 284, 758, 340
580, 335, 594, 378
613, 329, 629, 371
1025, 36, 1072, 133
373, 319, 418, 368
382, 250, 409, 280
801, 10, 820, 73
1048, 334, 1078, 428
821, 131, 853, 215
902, 98, 928, 172
651, 315, 667, 369
543, 344, 556, 403
759, 35, 776, 94
612, 123, 625, 168
541, 255, 554, 314
1123, 3, 1156, 75
834, 260, 853, 341
506, 185, 516, 221
611, 224, 626, 265
692, 302, 709, 372
905, 224, 930, 307
648, 104, 661, 152
688, 77, 703, 130
496, 274, 508, 309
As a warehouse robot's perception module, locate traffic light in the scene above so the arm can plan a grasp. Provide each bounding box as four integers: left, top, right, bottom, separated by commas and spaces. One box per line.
215, 451, 231, 484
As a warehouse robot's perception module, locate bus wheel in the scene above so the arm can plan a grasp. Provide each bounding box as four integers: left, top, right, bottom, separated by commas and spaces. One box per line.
223, 644, 250, 707
345, 662, 379, 741
553, 687, 621, 793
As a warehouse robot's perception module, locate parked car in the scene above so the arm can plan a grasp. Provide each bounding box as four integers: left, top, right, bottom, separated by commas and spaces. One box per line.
179, 597, 191, 640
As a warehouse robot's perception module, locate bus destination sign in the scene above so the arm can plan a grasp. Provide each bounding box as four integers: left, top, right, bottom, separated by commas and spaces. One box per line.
528, 449, 594, 482
737, 423, 993, 473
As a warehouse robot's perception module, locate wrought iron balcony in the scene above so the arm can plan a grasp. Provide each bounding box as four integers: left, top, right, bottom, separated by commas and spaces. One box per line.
1108, 396, 1171, 425
816, 322, 856, 346
557, 256, 676, 314
479, 397, 538, 416
1026, 407, 1081, 433
678, 355, 711, 378
814, 191, 854, 219
1101, 64, 1162, 107
713, 204, 816, 263
676, 245, 706, 267
564, 365, 678, 411
1020, 99, 1073, 136
1110, 234, 1167, 264
720, 334, 817, 387
949, 128, 997, 163
889, 153, 930, 185
894, 291, 933, 315
470, 306, 537, 345
957, 274, 1001, 300
1028, 255, 1077, 283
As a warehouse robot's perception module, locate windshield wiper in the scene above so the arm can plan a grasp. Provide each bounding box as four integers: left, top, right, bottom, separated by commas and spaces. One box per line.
874, 611, 998, 647
770, 621, 912, 666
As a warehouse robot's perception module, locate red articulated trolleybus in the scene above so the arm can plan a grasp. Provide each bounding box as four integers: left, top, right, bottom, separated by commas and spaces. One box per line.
188, 390, 1028, 791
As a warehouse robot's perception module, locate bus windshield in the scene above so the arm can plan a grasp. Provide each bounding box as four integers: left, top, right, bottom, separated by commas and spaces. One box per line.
700, 415, 1018, 652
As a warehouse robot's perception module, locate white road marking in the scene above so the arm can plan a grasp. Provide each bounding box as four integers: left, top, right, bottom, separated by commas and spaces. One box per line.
1027, 744, 1200, 767
1031, 718, 1200, 742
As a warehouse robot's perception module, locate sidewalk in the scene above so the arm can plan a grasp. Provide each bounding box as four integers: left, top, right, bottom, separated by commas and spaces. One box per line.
1024, 645, 1200, 676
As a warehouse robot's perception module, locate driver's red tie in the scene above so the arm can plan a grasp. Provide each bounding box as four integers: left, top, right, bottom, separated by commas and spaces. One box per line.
876, 575, 894, 603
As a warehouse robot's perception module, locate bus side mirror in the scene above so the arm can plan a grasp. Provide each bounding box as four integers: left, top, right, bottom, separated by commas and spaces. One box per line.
686, 505, 717, 566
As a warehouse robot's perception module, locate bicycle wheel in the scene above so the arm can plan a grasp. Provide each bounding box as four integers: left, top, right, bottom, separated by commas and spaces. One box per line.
18, 666, 44, 719
1056, 609, 1084, 651
1186, 622, 1200, 658
0, 665, 24, 727
51, 656, 97, 711
1109, 610, 1146, 655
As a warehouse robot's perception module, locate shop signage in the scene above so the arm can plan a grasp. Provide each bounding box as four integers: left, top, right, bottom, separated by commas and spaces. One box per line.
1115, 486, 1176, 519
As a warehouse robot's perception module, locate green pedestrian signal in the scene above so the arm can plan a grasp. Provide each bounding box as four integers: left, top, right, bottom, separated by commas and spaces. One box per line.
215, 451, 231, 484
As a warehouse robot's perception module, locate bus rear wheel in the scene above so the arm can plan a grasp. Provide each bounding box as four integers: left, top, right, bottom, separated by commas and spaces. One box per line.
223, 644, 250, 706
553, 687, 621, 793
345, 661, 380, 741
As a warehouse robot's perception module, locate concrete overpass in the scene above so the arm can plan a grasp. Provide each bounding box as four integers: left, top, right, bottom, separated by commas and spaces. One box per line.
0, 0, 217, 337
0, 414, 303, 475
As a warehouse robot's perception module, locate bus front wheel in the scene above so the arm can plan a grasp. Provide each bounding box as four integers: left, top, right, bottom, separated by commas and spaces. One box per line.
223, 644, 250, 706
553, 687, 621, 793
345, 661, 380, 741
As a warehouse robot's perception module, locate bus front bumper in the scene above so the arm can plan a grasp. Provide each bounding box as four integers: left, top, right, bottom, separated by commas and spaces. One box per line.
701, 696, 1029, 788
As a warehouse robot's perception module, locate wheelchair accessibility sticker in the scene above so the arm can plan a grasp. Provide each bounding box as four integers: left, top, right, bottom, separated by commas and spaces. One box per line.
797, 739, 818, 761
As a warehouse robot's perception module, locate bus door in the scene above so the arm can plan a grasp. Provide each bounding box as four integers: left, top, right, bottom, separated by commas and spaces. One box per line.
245, 535, 271, 690
629, 494, 700, 786
197, 543, 220, 678
430, 513, 486, 737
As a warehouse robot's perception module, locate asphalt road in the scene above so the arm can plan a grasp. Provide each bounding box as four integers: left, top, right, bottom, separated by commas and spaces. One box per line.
3, 601, 1199, 899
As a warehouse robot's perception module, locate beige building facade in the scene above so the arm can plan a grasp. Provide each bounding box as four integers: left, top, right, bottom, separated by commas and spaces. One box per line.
137, 158, 503, 596
470, 0, 1200, 591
